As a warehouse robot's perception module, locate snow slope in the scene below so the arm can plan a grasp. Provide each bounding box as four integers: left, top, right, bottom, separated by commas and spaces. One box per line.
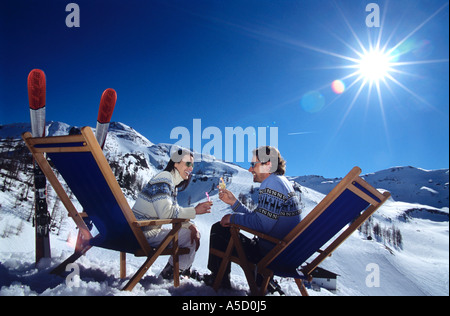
0, 122, 448, 296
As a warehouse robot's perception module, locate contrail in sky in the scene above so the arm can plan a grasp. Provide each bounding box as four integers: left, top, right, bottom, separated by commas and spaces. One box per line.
287, 132, 315, 136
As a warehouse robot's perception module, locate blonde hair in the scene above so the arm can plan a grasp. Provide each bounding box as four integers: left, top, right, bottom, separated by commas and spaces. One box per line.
253, 146, 286, 175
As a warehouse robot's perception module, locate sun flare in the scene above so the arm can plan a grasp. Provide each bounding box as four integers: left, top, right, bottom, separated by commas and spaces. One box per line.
357, 49, 393, 83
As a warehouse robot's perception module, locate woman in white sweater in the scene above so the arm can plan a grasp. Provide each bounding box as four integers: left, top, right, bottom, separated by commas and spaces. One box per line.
132, 148, 212, 278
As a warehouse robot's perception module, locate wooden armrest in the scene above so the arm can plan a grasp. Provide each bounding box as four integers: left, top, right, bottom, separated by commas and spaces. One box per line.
133, 218, 189, 227
231, 224, 285, 246
317, 249, 332, 257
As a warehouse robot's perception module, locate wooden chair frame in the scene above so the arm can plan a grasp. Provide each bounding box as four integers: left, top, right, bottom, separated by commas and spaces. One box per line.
22, 127, 189, 291
210, 167, 391, 296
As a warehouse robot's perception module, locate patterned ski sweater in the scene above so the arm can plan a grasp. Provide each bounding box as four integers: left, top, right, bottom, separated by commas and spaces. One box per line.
132, 170, 196, 236
230, 173, 303, 252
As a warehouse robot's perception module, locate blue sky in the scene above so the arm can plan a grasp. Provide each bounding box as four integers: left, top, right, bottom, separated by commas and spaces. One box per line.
1, 0, 449, 178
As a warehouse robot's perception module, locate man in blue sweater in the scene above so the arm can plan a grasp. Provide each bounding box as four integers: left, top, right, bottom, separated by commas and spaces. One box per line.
206, 146, 303, 291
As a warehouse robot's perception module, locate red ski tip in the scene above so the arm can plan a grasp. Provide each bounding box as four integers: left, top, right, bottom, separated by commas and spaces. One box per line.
27, 69, 46, 110
97, 88, 117, 124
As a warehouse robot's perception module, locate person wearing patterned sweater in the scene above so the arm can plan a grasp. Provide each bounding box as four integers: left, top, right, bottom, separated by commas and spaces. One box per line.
206, 146, 303, 290
132, 148, 212, 278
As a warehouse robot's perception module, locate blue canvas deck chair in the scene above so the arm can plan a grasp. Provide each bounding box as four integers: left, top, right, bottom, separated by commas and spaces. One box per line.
210, 167, 390, 296
22, 127, 189, 291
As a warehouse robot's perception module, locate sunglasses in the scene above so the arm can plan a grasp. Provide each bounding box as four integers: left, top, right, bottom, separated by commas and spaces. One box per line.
250, 161, 266, 168
185, 161, 194, 168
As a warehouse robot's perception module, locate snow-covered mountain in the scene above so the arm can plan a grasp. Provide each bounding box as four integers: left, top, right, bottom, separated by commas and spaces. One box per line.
0, 121, 448, 296
291, 167, 449, 209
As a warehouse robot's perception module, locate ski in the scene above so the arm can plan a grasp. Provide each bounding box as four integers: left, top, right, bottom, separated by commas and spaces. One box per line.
27, 69, 51, 263
95, 88, 117, 149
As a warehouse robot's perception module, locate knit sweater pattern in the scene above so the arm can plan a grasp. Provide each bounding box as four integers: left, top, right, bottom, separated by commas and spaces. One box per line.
230, 173, 303, 252
132, 170, 196, 237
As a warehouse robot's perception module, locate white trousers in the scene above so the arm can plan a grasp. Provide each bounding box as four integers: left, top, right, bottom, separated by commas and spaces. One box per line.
144, 227, 197, 271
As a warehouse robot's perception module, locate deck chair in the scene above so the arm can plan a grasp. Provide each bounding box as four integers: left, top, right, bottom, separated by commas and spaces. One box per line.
210, 167, 390, 296
22, 126, 190, 291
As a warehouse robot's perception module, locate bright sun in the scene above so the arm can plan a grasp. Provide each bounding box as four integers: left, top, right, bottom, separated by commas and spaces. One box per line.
357, 49, 393, 83
291, 1, 449, 139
